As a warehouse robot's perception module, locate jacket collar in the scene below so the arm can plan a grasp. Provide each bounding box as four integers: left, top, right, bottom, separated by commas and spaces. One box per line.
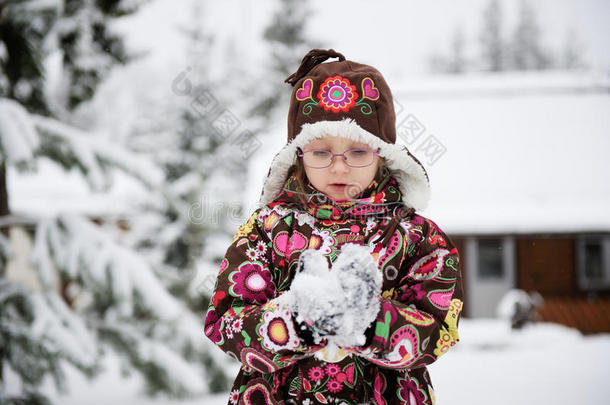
273, 167, 404, 221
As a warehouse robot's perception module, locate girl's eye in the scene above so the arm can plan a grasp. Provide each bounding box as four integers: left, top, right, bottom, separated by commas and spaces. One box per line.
312, 150, 330, 157
351, 149, 368, 155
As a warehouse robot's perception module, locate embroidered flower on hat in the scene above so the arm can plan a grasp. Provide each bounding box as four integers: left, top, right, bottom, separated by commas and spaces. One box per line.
317, 75, 358, 113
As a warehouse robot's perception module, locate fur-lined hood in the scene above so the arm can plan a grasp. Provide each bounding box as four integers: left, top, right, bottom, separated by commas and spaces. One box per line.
258, 48, 431, 213
257, 117, 431, 212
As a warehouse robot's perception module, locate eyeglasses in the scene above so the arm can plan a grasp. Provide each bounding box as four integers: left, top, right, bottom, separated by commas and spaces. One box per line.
297, 147, 381, 169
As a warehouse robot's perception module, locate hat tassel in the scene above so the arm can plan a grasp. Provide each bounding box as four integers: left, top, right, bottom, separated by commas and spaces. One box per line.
284, 48, 346, 87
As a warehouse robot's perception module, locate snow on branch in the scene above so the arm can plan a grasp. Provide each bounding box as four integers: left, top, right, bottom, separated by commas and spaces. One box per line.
99, 320, 206, 396
0, 97, 162, 191
29, 213, 223, 395
0, 98, 40, 166
32, 213, 185, 320
32, 114, 163, 191
29, 292, 98, 370
0, 279, 98, 394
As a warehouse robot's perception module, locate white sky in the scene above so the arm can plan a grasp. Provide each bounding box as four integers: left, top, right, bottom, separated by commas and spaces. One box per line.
115, 0, 610, 82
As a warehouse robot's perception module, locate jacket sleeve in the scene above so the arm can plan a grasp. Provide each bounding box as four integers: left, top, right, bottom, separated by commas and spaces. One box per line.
203, 208, 322, 374
344, 216, 464, 370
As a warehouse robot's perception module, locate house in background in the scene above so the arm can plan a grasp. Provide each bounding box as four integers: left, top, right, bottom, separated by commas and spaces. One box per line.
389, 70, 610, 334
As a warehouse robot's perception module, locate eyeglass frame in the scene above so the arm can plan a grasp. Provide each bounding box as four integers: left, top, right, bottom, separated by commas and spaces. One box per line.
296, 146, 381, 169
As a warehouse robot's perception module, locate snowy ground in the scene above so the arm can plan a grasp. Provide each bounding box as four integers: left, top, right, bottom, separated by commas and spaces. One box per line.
44, 318, 610, 405
429, 319, 610, 404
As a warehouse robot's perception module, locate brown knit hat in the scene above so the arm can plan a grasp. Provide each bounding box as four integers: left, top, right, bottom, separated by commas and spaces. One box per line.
258, 49, 430, 211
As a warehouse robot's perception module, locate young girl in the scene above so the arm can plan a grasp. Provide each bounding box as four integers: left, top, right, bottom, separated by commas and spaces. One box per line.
204, 49, 464, 405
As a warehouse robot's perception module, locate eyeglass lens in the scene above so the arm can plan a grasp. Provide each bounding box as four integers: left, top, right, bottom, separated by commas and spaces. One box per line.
301, 149, 376, 168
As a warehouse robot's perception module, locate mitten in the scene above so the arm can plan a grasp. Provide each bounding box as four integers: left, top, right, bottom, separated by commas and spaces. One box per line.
285, 249, 350, 344
328, 243, 383, 347
285, 245, 383, 348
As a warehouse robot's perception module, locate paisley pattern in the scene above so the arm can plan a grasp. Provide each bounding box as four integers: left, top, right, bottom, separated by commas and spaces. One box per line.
240, 378, 281, 405
427, 287, 455, 311
203, 168, 464, 404
434, 298, 463, 358
407, 248, 450, 281
397, 374, 429, 405
384, 325, 421, 368
397, 306, 436, 327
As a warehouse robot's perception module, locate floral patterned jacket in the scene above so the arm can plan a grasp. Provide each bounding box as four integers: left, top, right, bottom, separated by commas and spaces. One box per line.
204, 169, 464, 405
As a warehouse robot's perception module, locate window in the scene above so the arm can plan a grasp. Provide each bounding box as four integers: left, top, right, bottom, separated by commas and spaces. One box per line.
577, 236, 610, 290
478, 238, 504, 279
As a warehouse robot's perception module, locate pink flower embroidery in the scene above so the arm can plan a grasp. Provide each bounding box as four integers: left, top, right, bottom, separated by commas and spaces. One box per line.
324, 363, 341, 376
229, 389, 240, 404
327, 378, 343, 393
317, 75, 358, 113
231, 317, 243, 333
308, 366, 325, 382
256, 240, 268, 255
228, 261, 275, 304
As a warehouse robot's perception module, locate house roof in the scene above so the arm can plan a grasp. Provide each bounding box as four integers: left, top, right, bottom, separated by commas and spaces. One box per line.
390, 70, 610, 235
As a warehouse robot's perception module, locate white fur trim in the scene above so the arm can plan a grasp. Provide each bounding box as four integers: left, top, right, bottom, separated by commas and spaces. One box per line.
258, 118, 430, 210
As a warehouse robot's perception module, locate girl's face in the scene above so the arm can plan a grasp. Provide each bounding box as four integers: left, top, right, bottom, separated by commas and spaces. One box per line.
301, 135, 383, 201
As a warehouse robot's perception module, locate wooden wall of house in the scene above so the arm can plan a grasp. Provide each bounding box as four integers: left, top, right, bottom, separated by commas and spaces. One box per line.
450, 233, 610, 334
516, 237, 576, 296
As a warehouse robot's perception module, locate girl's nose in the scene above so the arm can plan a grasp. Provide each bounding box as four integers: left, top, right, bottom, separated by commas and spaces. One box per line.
329, 155, 349, 173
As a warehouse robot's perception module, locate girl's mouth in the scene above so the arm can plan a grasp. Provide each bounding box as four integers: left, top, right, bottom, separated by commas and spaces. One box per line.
330, 183, 347, 189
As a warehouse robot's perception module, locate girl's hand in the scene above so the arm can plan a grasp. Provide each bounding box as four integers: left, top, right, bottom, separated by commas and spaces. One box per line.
287, 249, 348, 342
330, 243, 383, 346
332, 243, 383, 309
287, 244, 383, 347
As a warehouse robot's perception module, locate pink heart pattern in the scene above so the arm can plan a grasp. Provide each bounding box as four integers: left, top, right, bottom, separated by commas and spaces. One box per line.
296, 78, 313, 100
274, 231, 308, 257
362, 77, 380, 100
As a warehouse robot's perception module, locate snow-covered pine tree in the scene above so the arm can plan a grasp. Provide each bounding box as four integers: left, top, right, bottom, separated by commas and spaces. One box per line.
113, 0, 253, 391
1, 1, 228, 402
561, 27, 587, 70
509, 0, 555, 71
447, 24, 467, 74
143, 0, 219, 291
246, 0, 317, 133
0, 97, 210, 403
478, 0, 506, 72
50, 0, 137, 116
